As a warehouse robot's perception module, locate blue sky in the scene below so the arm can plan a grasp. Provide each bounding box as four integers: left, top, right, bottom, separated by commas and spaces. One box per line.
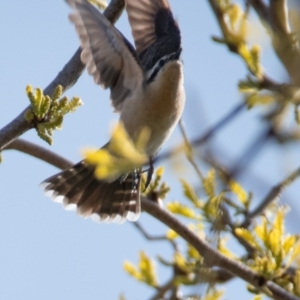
1, 1, 300, 299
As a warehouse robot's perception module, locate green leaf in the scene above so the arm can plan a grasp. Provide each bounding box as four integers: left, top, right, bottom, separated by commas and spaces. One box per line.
37, 124, 52, 145
203, 290, 224, 300
250, 45, 262, 77
203, 169, 216, 198
291, 242, 300, 262
295, 270, 300, 296
187, 244, 201, 261
181, 179, 202, 207
61, 96, 83, 114
273, 210, 284, 238
88, 0, 107, 10
238, 44, 262, 78
123, 251, 159, 288
39, 95, 51, 119
43, 114, 63, 130
283, 235, 296, 255
245, 92, 274, 109
166, 229, 179, 240
268, 228, 282, 263
144, 167, 170, 199
167, 201, 200, 220
138, 251, 158, 287
173, 252, 191, 273
238, 77, 259, 92
229, 180, 248, 205
254, 217, 267, 243
84, 122, 148, 181
52, 85, 63, 101
203, 193, 224, 221
123, 261, 142, 281
252, 295, 263, 300
227, 4, 242, 30
235, 228, 261, 250
218, 238, 237, 259
25, 85, 83, 145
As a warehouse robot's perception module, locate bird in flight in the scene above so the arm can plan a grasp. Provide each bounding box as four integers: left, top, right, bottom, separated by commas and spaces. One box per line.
41, 0, 185, 223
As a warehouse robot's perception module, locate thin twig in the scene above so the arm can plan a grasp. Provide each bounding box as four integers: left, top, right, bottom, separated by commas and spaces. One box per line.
149, 278, 175, 300
155, 102, 246, 163
132, 221, 178, 250
0, 0, 125, 150
229, 126, 273, 177
242, 167, 300, 227
178, 119, 204, 181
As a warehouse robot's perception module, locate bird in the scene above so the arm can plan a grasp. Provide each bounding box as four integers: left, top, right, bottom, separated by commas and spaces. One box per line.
41, 0, 185, 224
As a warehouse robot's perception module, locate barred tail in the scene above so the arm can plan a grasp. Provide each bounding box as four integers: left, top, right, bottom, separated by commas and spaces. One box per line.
40, 161, 141, 223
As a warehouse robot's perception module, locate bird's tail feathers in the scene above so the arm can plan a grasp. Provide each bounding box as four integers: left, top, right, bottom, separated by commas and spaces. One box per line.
41, 160, 141, 223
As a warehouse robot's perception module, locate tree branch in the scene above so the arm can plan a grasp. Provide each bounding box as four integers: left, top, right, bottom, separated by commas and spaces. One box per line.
3, 138, 299, 300
242, 166, 300, 227
4, 138, 73, 170
250, 0, 300, 85
0, 0, 125, 151
132, 221, 178, 250
149, 278, 175, 300
249, 0, 270, 24
142, 198, 300, 300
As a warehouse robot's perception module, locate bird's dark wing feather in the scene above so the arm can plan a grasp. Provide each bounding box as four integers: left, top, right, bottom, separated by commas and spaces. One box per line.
125, 0, 181, 70
67, 0, 144, 112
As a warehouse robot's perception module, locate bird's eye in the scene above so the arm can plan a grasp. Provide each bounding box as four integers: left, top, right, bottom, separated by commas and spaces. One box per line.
159, 59, 165, 67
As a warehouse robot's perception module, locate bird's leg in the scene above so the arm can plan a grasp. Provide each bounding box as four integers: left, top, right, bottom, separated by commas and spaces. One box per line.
120, 174, 127, 190
120, 170, 141, 191
143, 156, 154, 192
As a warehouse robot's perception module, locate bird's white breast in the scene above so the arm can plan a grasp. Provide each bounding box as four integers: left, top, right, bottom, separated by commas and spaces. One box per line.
120, 60, 185, 156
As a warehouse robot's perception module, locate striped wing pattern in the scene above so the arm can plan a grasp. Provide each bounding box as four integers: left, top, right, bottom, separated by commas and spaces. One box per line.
67, 0, 143, 112
42, 161, 141, 223
125, 0, 170, 55
126, 0, 180, 71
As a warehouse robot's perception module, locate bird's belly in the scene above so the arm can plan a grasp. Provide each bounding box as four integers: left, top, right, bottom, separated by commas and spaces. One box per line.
120, 80, 185, 156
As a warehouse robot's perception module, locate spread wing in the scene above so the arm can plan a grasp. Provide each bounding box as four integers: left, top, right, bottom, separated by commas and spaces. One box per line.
66, 0, 144, 112
125, 0, 181, 70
